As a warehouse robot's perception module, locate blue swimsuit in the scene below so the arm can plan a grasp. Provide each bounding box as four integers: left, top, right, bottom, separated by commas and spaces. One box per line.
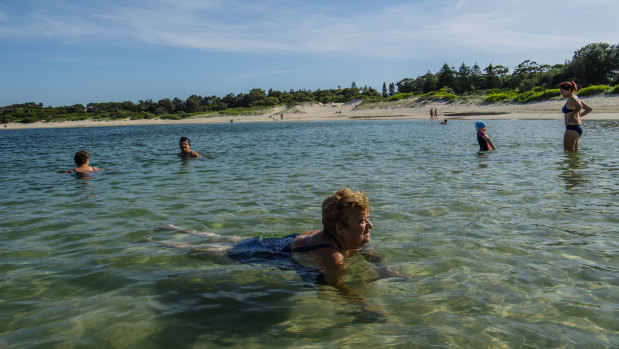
227, 234, 339, 284
563, 103, 583, 136
562, 103, 574, 113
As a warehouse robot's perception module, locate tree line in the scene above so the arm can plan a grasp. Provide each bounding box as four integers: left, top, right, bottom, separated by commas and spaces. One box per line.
2, 42, 617, 124
389, 42, 618, 96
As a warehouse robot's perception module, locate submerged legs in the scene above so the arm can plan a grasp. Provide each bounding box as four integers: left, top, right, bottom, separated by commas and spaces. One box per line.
154, 224, 246, 243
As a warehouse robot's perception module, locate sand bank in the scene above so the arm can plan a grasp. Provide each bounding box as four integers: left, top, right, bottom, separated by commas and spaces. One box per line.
3, 95, 618, 130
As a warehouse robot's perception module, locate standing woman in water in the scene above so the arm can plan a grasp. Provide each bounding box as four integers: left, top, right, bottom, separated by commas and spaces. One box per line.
559, 81, 592, 151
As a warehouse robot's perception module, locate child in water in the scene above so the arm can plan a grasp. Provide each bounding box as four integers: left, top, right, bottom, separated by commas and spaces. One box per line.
178, 137, 202, 158
475, 121, 496, 151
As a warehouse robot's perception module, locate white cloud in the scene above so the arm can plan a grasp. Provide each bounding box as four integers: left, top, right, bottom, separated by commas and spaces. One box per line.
1, 0, 617, 59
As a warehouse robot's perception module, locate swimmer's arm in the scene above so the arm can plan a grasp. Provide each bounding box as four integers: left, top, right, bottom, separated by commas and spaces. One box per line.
481, 134, 496, 150
360, 244, 384, 263
487, 137, 496, 150
322, 257, 387, 318
580, 101, 592, 117
361, 245, 407, 279
568, 95, 582, 114
136, 237, 195, 250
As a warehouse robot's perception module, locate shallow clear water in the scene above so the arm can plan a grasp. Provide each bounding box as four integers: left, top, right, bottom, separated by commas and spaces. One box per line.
1, 119, 617, 348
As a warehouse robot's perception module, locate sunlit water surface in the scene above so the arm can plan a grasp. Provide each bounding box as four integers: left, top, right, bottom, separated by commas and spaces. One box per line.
1, 119, 617, 348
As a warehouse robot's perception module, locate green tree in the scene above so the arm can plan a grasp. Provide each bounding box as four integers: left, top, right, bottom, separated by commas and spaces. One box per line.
137, 100, 154, 113
388, 83, 396, 96
172, 98, 184, 112
121, 101, 137, 112
185, 95, 201, 113
483, 64, 500, 89
455, 63, 471, 93
396, 77, 418, 93
68, 104, 85, 113
470, 63, 484, 91
157, 98, 174, 113
512, 60, 546, 91
494, 65, 510, 89
421, 71, 438, 93
536, 63, 568, 88
244, 88, 267, 106
382, 82, 388, 98
436, 63, 455, 90
568, 42, 619, 85
313, 89, 333, 104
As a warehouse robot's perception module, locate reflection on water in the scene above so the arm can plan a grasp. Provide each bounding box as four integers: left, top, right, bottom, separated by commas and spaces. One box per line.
558, 152, 586, 190
180, 158, 195, 172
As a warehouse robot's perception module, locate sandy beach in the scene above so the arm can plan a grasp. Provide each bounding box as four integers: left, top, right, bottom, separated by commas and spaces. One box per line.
3, 95, 618, 130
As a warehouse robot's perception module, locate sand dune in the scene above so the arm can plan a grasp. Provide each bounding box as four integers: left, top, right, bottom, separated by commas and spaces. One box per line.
4, 95, 618, 130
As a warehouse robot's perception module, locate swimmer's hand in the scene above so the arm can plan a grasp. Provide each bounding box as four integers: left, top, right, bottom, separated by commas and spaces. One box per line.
134, 236, 154, 243
352, 302, 388, 323
154, 224, 181, 232
376, 265, 408, 281
381, 270, 408, 281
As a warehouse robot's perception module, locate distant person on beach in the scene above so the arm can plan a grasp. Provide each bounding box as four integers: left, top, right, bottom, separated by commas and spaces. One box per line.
440, 118, 448, 125
429, 109, 434, 120
475, 121, 496, 151
559, 81, 592, 151
178, 137, 202, 158
139, 188, 404, 318
67, 150, 100, 175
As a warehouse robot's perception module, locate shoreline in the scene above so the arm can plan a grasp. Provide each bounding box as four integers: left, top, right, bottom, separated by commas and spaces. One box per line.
3, 95, 618, 130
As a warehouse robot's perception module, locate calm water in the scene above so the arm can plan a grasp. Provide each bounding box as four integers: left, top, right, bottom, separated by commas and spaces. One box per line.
1, 119, 617, 348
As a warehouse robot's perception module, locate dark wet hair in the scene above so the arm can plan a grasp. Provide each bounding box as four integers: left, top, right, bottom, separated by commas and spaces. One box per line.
74, 150, 89, 166
558, 81, 578, 91
179, 137, 190, 145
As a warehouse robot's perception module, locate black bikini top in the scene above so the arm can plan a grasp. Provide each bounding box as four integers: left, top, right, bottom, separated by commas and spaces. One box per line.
291, 243, 340, 253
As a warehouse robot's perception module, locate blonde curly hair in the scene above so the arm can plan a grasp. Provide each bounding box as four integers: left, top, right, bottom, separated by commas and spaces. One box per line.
322, 188, 370, 234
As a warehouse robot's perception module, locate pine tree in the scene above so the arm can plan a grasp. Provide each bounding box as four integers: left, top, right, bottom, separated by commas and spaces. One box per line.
388, 83, 396, 96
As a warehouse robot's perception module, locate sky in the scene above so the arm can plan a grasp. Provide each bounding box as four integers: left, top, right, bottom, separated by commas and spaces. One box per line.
1, 0, 617, 107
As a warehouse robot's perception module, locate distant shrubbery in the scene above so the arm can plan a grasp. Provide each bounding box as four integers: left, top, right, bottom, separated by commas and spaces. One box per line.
388, 93, 414, 101
484, 91, 517, 103
2, 42, 617, 124
577, 85, 611, 96
417, 89, 458, 102
0, 85, 381, 123
513, 88, 559, 103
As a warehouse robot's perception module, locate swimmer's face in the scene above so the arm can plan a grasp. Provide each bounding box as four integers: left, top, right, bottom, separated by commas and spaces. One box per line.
559, 88, 572, 98
180, 142, 190, 151
336, 207, 373, 250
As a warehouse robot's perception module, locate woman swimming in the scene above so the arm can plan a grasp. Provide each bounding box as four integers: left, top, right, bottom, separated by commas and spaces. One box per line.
141, 188, 404, 318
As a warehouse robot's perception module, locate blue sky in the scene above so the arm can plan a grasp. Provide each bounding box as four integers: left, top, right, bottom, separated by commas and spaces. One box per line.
1, 0, 617, 107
